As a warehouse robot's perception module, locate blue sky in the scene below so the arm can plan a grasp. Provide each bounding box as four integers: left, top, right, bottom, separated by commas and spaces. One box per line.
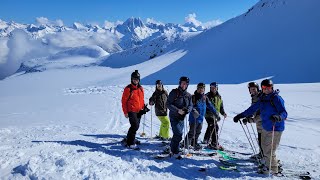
1, 0, 258, 25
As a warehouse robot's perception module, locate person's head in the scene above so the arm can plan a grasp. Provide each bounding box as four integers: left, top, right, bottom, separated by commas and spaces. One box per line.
248, 82, 259, 95
179, 76, 189, 91
210, 82, 218, 94
131, 70, 140, 85
261, 79, 273, 95
155, 80, 163, 90
196, 83, 205, 94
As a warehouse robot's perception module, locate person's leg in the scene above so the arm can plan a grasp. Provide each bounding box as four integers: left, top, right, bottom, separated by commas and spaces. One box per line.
195, 122, 203, 145
256, 117, 264, 156
211, 118, 220, 147
261, 129, 282, 174
204, 117, 214, 143
186, 122, 195, 147
170, 118, 184, 154
126, 112, 141, 146
158, 116, 170, 139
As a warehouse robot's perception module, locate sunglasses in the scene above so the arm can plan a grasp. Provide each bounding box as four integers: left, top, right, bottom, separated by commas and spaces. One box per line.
262, 85, 272, 90
132, 78, 139, 81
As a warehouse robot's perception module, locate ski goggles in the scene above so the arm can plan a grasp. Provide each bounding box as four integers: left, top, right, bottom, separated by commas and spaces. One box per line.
261, 85, 272, 90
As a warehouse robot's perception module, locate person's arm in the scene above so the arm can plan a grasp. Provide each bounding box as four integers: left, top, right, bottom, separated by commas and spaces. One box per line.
140, 87, 145, 110
242, 101, 260, 117
121, 87, 130, 116
149, 92, 156, 105
167, 89, 179, 113
220, 100, 227, 116
186, 94, 193, 113
273, 96, 288, 120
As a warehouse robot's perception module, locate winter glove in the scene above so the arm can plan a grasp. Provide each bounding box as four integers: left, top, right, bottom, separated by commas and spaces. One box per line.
178, 109, 185, 115
182, 107, 189, 114
270, 115, 282, 123
215, 113, 221, 122
143, 104, 150, 113
242, 116, 254, 125
192, 109, 200, 119
233, 114, 244, 123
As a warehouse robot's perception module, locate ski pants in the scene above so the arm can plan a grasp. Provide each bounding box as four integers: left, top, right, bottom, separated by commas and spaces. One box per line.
255, 115, 264, 155
185, 121, 203, 147
261, 129, 282, 173
170, 117, 184, 154
157, 116, 170, 139
204, 116, 219, 146
126, 112, 141, 146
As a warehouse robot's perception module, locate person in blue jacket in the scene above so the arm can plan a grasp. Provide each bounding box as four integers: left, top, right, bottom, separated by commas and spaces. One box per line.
233, 79, 287, 175
166, 76, 193, 157
184, 83, 219, 150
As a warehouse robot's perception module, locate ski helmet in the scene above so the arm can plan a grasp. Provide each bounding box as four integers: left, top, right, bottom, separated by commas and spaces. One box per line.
197, 82, 205, 89
131, 70, 140, 80
179, 76, 189, 84
210, 82, 218, 89
261, 79, 273, 88
248, 82, 260, 91
155, 80, 162, 85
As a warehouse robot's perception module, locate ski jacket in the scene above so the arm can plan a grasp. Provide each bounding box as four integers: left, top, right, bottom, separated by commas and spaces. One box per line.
205, 91, 226, 118
149, 88, 168, 116
241, 90, 287, 131
167, 87, 193, 120
121, 84, 144, 115
189, 91, 218, 123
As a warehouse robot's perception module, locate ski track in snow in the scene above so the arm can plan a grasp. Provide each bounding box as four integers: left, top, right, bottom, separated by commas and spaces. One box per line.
1, 81, 320, 179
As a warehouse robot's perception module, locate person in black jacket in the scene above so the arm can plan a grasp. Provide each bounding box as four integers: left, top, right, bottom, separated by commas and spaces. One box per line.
203, 82, 227, 150
166, 76, 193, 157
149, 80, 170, 140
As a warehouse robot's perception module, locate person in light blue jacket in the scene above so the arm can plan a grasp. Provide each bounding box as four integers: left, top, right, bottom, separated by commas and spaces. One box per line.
233, 79, 287, 175
184, 83, 219, 150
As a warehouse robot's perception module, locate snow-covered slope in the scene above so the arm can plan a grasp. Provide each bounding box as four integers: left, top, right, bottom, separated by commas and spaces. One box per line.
143, 0, 320, 84
0, 64, 319, 179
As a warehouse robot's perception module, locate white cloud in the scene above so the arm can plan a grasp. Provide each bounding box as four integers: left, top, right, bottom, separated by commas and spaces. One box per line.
104, 21, 116, 29
46, 30, 120, 52
0, 38, 9, 65
104, 20, 123, 29
36, 17, 64, 26
36, 17, 50, 25
202, 19, 223, 29
185, 13, 202, 27
55, 19, 64, 26
146, 18, 164, 25
184, 13, 223, 29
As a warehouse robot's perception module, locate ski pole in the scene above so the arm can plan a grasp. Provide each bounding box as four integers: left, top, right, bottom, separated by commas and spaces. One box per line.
183, 115, 187, 156
193, 117, 197, 148
250, 123, 264, 158
141, 114, 146, 137
239, 121, 260, 163
217, 116, 225, 143
185, 115, 192, 156
269, 124, 276, 177
245, 123, 258, 155
213, 117, 219, 149
151, 106, 153, 139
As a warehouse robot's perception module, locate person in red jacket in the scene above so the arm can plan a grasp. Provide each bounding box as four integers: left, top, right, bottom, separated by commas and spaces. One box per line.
121, 70, 146, 149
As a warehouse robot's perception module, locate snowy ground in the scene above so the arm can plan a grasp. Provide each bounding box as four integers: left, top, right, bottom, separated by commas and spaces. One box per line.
0, 65, 319, 180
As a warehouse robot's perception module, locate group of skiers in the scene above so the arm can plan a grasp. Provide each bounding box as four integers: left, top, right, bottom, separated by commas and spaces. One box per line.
121, 70, 287, 175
